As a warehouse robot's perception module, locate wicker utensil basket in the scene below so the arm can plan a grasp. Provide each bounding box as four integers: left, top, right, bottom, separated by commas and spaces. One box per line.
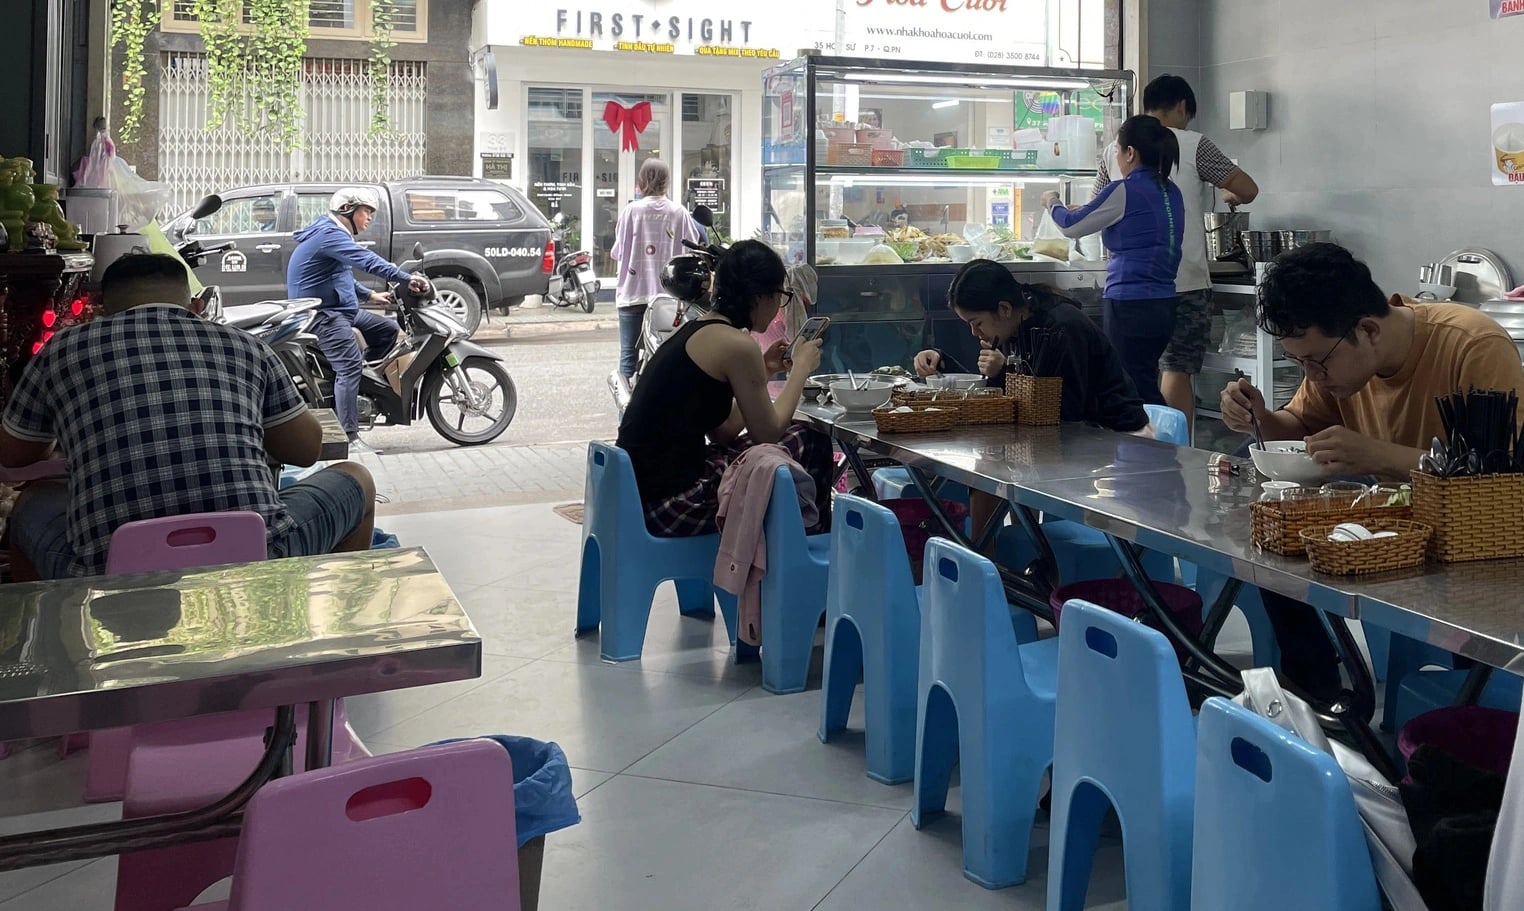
872, 405, 956, 434
889, 388, 1016, 425
1298, 520, 1431, 575
1250, 499, 1413, 556
1005, 374, 1062, 426
1411, 470, 1524, 562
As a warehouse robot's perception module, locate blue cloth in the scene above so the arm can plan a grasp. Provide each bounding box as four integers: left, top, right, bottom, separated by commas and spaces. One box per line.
287, 215, 412, 315
430, 735, 582, 847
1051, 169, 1184, 301
370, 528, 400, 549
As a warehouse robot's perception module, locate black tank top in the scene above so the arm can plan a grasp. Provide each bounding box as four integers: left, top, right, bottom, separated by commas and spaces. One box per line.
616, 320, 737, 503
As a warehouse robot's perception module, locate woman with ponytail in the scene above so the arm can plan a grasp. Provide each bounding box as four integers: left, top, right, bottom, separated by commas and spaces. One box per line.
615, 240, 833, 537
1043, 114, 1185, 404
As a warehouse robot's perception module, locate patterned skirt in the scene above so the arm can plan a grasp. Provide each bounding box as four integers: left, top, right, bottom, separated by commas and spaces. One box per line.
643, 423, 834, 538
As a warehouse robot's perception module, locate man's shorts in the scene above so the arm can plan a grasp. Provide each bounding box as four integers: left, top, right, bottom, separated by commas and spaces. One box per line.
1159, 288, 1213, 375
9, 469, 367, 579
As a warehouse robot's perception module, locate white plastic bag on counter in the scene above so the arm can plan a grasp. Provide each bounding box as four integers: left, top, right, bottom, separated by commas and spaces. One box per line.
108, 157, 173, 228
1031, 209, 1071, 261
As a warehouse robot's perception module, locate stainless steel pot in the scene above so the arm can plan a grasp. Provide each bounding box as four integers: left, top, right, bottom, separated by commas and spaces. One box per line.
1239, 230, 1281, 266
1277, 230, 1333, 251
1204, 211, 1249, 260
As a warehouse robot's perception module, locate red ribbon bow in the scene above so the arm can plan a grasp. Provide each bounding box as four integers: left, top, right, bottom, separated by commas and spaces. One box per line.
603, 100, 653, 153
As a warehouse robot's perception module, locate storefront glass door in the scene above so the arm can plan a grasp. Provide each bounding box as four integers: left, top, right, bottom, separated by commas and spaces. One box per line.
679, 93, 736, 243
590, 92, 671, 280
526, 87, 586, 253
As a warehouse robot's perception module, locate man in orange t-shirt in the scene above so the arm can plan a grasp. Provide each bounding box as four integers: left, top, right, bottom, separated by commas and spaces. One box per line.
1220, 243, 1524, 699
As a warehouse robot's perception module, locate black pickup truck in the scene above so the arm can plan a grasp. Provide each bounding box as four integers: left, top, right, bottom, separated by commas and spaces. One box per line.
166, 176, 554, 336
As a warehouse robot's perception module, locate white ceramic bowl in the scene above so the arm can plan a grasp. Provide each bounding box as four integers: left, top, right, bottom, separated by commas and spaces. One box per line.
928, 373, 985, 391
829, 379, 895, 412
1249, 440, 1324, 484
947, 244, 974, 263
1418, 282, 1456, 301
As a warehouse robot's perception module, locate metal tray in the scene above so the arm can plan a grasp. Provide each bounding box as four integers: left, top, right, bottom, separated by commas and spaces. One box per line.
1438, 247, 1513, 304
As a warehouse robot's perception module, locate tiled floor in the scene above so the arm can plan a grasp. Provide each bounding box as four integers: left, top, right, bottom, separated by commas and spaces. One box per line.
0, 501, 1272, 910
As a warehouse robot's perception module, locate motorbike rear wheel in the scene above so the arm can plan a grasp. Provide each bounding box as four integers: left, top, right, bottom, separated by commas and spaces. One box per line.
580, 280, 598, 313
422, 356, 517, 445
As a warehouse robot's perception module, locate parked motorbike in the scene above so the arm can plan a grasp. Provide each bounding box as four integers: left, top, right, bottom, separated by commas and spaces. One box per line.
542, 212, 599, 313
291, 244, 518, 446
219, 297, 326, 405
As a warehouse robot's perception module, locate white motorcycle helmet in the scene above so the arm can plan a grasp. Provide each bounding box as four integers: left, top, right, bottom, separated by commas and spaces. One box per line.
329, 187, 383, 216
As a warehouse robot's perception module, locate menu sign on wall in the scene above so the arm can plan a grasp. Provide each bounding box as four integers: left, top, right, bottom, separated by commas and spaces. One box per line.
1491, 103, 1524, 185
1492, 0, 1524, 19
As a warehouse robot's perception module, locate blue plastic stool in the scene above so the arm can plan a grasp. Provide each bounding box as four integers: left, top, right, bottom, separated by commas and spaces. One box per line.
1393, 668, 1524, 734
575, 442, 738, 661
818, 495, 922, 784
1191, 698, 1381, 911
872, 467, 970, 505
1379, 631, 1459, 731
1048, 599, 1196, 911
912, 539, 1059, 889
1144, 403, 1190, 447
757, 465, 832, 695
1189, 569, 1280, 669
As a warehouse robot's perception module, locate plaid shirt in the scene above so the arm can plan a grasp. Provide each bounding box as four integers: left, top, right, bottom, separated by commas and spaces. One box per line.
2, 304, 308, 576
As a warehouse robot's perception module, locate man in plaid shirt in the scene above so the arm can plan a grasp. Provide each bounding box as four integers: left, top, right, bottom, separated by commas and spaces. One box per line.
0, 254, 376, 579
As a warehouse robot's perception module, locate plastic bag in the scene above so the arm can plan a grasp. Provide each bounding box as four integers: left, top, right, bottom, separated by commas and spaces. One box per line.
431, 735, 582, 847
1032, 209, 1072, 261
108, 156, 173, 228
73, 131, 115, 188
1234, 668, 1429, 911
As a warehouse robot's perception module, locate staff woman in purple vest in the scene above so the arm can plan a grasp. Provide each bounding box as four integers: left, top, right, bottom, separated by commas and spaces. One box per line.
1043, 115, 1185, 405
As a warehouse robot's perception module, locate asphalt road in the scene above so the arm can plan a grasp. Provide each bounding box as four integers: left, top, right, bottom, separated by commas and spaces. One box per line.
360, 323, 620, 455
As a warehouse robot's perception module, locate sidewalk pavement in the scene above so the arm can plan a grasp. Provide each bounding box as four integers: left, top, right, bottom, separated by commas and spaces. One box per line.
362, 441, 592, 517
473, 298, 618, 344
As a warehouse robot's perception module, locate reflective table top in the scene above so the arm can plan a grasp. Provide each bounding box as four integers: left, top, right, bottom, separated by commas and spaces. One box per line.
801, 408, 1524, 668
0, 547, 481, 739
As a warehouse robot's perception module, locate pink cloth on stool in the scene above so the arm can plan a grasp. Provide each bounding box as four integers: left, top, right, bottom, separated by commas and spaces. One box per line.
715, 443, 818, 646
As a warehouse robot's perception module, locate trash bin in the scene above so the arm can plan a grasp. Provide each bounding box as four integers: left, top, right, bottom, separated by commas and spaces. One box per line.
432, 735, 581, 911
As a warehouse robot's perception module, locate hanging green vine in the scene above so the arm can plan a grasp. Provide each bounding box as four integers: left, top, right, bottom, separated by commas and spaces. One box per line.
109, 0, 160, 143
245, 0, 311, 150
367, 0, 398, 136
191, 0, 243, 131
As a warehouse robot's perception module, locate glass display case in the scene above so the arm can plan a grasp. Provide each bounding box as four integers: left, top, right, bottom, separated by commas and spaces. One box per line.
762, 55, 1133, 373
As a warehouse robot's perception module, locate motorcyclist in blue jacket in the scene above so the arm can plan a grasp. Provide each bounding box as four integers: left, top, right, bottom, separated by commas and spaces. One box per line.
287, 187, 430, 454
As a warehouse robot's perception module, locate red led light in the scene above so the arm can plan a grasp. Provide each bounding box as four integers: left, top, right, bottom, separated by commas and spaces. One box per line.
41, 310, 56, 328
30, 341, 42, 354
70, 299, 84, 316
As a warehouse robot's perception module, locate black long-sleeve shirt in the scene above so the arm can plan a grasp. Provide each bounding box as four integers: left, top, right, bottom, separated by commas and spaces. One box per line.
993, 299, 1148, 433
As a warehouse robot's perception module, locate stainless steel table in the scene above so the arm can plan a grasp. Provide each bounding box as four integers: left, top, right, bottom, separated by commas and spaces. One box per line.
798, 406, 1524, 774
0, 546, 481, 868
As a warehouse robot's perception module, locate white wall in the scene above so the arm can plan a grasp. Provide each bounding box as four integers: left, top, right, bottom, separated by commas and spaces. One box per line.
1155, 0, 1524, 295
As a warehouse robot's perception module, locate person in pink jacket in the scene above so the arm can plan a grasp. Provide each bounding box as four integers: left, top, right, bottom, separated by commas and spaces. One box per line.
610, 159, 702, 379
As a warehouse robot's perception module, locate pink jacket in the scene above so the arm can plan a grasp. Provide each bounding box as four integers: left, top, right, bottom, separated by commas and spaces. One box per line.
714, 444, 819, 646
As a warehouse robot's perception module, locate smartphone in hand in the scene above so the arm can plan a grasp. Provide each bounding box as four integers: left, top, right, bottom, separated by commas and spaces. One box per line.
789, 316, 830, 359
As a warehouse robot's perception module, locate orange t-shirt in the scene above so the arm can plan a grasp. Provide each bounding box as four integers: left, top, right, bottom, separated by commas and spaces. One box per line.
1284, 298, 1524, 449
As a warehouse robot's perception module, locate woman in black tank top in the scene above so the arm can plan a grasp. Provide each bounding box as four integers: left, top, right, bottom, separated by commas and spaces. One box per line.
615, 241, 833, 537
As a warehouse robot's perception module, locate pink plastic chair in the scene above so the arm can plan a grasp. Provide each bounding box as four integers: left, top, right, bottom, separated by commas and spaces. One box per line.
177, 740, 520, 911
95, 512, 366, 911
85, 512, 271, 802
